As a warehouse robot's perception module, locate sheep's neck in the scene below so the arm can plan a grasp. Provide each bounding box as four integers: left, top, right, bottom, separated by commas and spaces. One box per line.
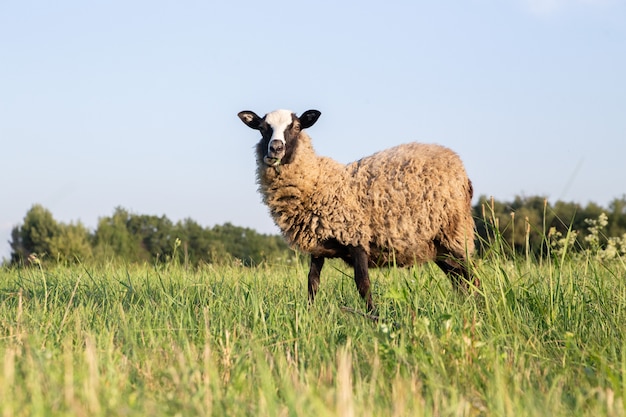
259, 133, 344, 204
279, 137, 323, 188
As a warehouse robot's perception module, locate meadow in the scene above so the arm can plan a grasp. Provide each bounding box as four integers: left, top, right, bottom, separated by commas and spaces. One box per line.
1, 241, 625, 416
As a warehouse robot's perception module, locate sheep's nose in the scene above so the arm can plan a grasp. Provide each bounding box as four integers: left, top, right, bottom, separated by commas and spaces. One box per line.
269, 140, 284, 154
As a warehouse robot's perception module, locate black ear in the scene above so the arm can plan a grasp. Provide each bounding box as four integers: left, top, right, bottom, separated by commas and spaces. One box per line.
299, 110, 321, 129
238, 111, 263, 130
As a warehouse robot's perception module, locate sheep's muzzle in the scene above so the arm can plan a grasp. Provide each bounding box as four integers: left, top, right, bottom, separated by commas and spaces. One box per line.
263, 156, 282, 167
264, 139, 285, 166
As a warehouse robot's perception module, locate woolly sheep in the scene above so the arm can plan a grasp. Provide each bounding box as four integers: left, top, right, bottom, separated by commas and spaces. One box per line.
238, 109, 478, 311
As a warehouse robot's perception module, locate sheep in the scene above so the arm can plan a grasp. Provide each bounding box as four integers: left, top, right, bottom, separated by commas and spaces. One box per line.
238, 108, 478, 312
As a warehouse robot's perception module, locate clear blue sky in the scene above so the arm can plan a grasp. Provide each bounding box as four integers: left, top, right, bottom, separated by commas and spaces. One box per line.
1, 0, 625, 260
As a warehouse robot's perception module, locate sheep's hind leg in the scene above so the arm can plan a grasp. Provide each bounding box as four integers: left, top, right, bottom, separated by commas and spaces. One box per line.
308, 256, 325, 305
349, 246, 376, 313
435, 254, 480, 293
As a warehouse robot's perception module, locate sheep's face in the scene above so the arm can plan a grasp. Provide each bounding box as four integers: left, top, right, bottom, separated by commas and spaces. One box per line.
238, 109, 321, 167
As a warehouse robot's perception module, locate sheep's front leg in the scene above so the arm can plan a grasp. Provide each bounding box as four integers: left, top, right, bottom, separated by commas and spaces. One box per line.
350, 246, 375, 312
308, 256, 325, 304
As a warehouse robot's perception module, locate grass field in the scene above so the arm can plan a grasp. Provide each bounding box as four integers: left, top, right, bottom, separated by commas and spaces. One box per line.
1, 244, 625, 416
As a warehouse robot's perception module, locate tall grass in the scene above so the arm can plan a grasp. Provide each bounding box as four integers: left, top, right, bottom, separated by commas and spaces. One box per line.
1, 234, 625, 415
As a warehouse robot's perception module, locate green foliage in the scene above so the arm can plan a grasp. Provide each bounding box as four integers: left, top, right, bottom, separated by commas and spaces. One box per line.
9, 205, 294, 267
205, 222, 291, 266
474, 194, 626, 258
10, 204, 59, 261
47, 222, 93, 262
92, 207, 148, 262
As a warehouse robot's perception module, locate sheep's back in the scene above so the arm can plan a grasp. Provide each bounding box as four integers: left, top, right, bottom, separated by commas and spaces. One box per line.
349, 143, 474, 265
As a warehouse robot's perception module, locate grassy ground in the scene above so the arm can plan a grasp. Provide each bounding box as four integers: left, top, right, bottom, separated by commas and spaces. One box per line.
1, 249, 625, 416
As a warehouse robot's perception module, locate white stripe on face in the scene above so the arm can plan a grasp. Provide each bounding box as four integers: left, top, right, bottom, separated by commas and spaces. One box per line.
264, 109, 294, 146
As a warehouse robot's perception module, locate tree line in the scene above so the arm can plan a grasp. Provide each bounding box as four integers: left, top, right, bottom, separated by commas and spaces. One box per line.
6, 195, 626, 267
474, 194, 626, 258
8, 206, 294, 267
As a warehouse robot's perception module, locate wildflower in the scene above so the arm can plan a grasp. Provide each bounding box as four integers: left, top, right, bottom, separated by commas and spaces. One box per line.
28, 253, 41, 265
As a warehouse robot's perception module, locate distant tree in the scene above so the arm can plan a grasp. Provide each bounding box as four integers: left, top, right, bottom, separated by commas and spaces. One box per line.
48, 221, 93, 262
92, 207, 148, 262
9, 204, 61, 264
8, 204, 93, 264
607, 195, 626, 238
9, 225, 28, 265
206, 223, 294, 266
126, 214, 174, 262
172, 219, 215, 266
550, 200, 582, 232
